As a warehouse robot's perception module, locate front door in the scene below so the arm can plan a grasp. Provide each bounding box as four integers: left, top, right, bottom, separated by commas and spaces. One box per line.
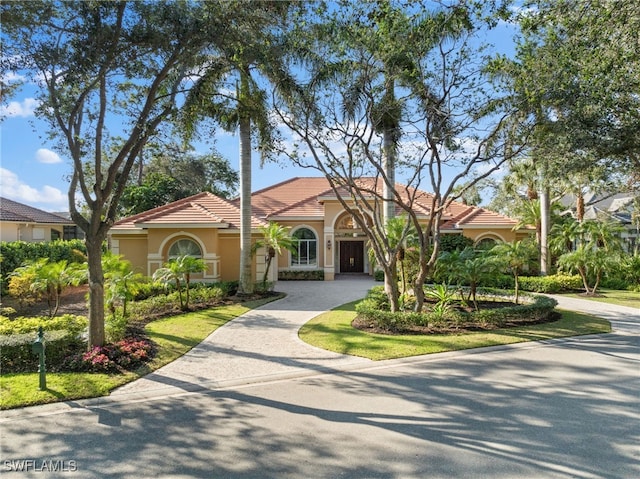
340, 241, 364, 273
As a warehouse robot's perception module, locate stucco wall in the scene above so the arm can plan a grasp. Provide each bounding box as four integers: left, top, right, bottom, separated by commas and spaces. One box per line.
111, 236, 148, 274
1, 222, 19, 242
1, 223, 63, 242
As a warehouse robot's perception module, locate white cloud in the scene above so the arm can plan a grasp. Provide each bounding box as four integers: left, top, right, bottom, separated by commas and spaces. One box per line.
35, 148, 63, 164
0, 97, 38, 118
0, 167, 68, 211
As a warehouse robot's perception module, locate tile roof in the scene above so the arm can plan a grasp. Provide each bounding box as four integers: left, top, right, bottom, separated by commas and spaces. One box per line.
113, 192, 268, 230
0, 197, 73, 224
441, 204, 520, 229
113, 177, 521, 231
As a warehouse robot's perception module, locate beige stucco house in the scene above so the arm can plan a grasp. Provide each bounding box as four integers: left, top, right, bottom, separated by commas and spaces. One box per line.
109, 177, 530, 283
0, 197, 80, 242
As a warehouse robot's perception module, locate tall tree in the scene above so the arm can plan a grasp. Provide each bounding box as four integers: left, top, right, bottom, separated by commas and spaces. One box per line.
1, 1, 215, 346
119, 148, 239, 216
496, 0, 640, 272
182, 1, 301, 295
276, 1, 520, 311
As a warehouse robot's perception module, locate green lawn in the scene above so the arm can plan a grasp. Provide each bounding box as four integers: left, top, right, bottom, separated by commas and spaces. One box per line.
299, 301, 612, 361
0, 297, 280, 410
560, 289, 640, 309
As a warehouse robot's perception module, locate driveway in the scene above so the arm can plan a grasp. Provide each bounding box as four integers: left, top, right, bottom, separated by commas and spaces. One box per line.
1, 279, 638, 478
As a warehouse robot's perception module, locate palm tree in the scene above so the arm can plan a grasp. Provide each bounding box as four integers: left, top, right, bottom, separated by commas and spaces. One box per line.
384, 216, 418, 296
103, 252, 143, 320
558, 246, 617, 296
25, 259, 86, 317
252, 222, 297, 290
490, 240, 537, 304
550, 219, 583, 255
153, 255, 207, 310
182, 2, 300, 296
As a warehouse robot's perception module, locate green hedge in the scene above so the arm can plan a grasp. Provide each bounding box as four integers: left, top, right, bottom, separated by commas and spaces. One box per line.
355, 298, 426, 331
518, 274, 583, 293
0, 330, 85, 373
278, 269, 324, 281
471, 294, 558, 326
0, 239, 87, 284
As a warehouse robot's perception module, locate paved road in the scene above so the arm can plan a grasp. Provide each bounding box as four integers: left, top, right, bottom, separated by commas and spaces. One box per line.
1, 280, 638, 478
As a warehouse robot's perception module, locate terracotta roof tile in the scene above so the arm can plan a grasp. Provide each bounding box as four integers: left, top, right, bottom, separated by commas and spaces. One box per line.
112, 177, 520, 232
114, 192, 267, 230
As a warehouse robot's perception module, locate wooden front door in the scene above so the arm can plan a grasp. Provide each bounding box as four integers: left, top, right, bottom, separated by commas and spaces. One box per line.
340, 241, 364, 273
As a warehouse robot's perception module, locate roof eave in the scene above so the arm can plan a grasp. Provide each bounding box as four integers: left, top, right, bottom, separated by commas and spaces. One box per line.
135, 222, 230, 229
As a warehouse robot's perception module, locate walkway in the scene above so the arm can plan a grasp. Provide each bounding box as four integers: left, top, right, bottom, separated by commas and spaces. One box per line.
110, 277, 376, 401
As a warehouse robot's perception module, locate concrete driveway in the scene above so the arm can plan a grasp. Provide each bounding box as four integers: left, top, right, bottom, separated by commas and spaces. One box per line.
1, 279, 638, 478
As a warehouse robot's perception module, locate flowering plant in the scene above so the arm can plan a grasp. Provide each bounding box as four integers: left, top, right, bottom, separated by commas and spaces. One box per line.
64, 338, 154, 373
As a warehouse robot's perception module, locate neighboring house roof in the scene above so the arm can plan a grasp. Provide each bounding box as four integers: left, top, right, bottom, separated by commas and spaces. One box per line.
0, 197, 73, 225
113, 192, 268, 231
561, 191, 637, 224
113, 177, 522, 232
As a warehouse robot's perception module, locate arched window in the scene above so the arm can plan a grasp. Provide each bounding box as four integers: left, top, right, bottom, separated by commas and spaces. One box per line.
168, 238, 202, 259
476, 237, 499, 250
292, 227, 317, 266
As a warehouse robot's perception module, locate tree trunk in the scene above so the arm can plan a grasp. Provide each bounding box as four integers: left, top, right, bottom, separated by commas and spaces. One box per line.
382, 78, 396, 227
86, 238, 105, 347
576, 192, 585, 222
540, 187, 550, 275
238, 73, 254, 295
384, 264, 400, 313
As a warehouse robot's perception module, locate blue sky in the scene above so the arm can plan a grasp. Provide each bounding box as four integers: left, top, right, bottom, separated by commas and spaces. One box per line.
0, 89, 315, 212
0, 14, 517, 213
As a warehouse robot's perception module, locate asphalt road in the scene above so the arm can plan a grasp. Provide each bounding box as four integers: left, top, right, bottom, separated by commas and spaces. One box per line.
1, 282, 638, 479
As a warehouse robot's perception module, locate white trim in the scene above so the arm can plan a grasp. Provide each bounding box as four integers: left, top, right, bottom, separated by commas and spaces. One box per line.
137, 222, 228, 229
290, 224, 319, 268
267, 216, 318, 222
158, 232, 207, 257
457, 224, 516, 230
109, 229, 148, 235
474, 232, 506, 244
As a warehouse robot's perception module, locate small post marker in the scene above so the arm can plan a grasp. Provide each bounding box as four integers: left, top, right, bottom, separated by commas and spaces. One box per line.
32, 326, 47, 390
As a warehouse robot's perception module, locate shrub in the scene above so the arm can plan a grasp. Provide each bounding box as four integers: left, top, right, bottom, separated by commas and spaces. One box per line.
439, 234, 474, 253
518, 274, 583, 293
7, 272, 40, 308
0, 330, 85, 373
471, 294, 558, 327
355, 288, 558, 332
374, 269, 384, 282
189, 283, 227, 303
63, 338, 154, 373
355, 299, 422, 331
0, 314, 87, 336
600, 277, 630, 290
278, 269, 324, 280
482, 274, 515, 289
362, 285, 390, 309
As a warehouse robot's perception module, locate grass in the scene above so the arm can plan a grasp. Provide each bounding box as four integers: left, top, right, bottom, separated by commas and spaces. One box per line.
559, 288, 640, 309
298, 301, 612, 361
0, 296, 280, 410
